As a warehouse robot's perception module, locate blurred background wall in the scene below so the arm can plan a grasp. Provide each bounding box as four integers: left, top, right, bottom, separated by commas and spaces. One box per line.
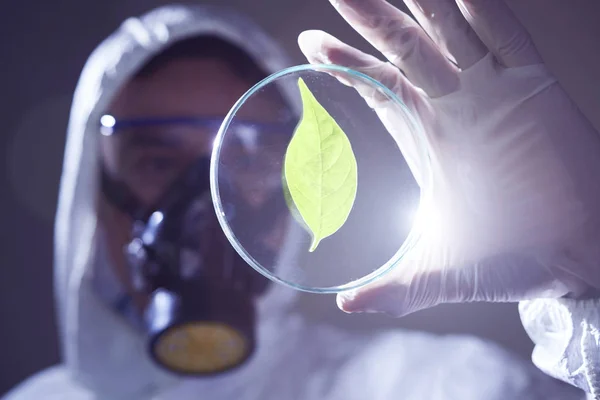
1, 0, 599, 395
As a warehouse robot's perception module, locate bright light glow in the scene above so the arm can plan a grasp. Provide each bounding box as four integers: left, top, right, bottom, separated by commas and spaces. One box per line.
409, 201, 444, 243
100, 115, 116, 136
153, 290, 173, 328
142, 211, 164, 244
100, 114, 116, 128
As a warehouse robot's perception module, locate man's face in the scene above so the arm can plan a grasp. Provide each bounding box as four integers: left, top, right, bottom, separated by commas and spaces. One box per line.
98, 55, 294, 298
101, 57, 282, 209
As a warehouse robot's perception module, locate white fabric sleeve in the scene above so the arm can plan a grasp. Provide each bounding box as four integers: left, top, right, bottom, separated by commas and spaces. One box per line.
519, 297, 600, 399
328, 330, 585, 400
1, 365, 95, 400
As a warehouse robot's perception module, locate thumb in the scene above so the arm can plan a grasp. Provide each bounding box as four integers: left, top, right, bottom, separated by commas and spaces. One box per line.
337, 251, 576, 317
336, 265, 443, 317
298, 29, 422, 112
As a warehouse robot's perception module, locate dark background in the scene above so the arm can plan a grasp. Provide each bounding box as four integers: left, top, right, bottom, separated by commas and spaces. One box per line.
2, 0, 600, 395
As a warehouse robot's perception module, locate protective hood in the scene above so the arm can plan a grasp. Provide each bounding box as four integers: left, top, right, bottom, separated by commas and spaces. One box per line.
54, 4, 301, 397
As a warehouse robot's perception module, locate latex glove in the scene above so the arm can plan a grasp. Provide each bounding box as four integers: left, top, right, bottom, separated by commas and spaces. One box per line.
298, 0, 600, 316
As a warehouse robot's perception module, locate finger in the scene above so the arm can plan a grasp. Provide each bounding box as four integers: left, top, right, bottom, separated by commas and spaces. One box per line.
298, 30, 429, 186
337, 251, 577, 317
456, 0, 542, 67
298, 30, 423, 111
403, 0, 487, 69
329, 0, 459, 98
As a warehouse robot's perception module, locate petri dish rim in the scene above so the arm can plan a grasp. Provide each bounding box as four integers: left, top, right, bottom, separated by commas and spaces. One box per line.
210, 63, 429, 294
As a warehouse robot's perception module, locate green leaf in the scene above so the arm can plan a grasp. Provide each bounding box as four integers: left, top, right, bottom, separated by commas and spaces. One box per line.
283, 77, 358, 252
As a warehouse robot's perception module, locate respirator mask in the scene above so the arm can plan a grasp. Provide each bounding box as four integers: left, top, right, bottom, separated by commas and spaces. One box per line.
97, 116, 288, 376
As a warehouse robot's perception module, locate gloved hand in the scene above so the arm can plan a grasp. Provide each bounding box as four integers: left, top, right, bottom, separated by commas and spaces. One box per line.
298, 0, 600, 316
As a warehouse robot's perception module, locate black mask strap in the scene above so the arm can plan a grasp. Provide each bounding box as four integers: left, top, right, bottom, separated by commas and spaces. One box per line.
151, 156, 211, 220
100, 166, 146, 220
100, 157, 212, 222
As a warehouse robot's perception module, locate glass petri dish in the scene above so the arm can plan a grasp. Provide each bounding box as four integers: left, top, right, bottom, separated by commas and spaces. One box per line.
210, 64, 428, 293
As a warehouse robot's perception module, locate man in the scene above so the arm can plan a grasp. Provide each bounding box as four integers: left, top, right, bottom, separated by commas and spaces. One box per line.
2, 4, 585, 399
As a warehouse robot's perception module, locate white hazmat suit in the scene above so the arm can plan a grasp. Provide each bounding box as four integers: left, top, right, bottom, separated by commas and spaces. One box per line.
2, 4, 587, 400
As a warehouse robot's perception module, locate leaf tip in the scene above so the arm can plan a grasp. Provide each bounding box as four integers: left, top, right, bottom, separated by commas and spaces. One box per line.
308, 237, 320, 252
